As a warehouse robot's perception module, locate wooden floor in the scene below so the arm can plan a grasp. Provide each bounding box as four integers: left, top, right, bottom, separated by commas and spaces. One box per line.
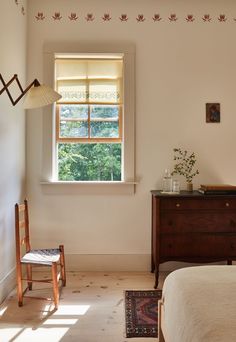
0, 271, 167, 342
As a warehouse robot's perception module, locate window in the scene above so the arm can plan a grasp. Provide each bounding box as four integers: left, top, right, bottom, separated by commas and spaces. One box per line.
42, 42, 135, 193
55, 56, 123, 181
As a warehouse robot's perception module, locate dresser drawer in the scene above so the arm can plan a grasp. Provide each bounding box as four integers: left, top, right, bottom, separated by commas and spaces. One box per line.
160, 234, 236, 258
160, 211, 236, 233
160, 198, 236, 210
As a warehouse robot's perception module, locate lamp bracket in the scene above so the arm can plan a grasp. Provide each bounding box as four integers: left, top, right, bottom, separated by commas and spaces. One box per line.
0, 74, 40, 106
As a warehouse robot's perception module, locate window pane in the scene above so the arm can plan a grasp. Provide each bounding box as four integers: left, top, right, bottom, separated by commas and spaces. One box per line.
90, 122, 119, 138
91, 105, 119, 119
58, 143, 122, 181
60, 121, 88, 138
60, 105, 88, 119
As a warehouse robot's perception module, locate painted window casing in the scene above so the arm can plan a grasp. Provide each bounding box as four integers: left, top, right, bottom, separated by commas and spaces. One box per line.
41, 42, 135, 194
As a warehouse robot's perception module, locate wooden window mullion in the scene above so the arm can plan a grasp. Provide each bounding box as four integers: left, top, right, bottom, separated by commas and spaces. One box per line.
86, 77, 90, 138
88, 105, 91, 139
119, 105, 122, 141
56, 105, 60, 141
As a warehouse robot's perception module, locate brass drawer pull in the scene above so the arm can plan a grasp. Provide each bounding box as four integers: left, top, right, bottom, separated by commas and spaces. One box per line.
225, 202, 230, 207
176, 203, 180, 207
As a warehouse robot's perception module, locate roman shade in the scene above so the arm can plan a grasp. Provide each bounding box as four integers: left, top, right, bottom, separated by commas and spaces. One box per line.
55, 59, 123, 104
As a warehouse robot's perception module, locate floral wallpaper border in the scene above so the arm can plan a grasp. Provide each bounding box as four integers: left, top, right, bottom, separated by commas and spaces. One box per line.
15, 0, 25, 15
13, 1, 236, 23
32, 12, 235, 23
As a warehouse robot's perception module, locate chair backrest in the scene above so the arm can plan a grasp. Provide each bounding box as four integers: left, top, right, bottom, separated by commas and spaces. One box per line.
15, 199, 31, 263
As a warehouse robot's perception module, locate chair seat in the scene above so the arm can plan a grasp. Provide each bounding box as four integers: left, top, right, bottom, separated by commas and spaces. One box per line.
21, 248, 61, 266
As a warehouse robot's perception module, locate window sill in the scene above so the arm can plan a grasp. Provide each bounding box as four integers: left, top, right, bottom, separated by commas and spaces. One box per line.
40, 181, 137, 195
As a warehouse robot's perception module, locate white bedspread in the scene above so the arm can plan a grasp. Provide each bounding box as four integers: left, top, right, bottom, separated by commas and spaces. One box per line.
162, 266, 236, 342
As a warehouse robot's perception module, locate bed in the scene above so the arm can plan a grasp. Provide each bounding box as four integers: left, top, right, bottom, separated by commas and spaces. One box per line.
158, 266, 236, 342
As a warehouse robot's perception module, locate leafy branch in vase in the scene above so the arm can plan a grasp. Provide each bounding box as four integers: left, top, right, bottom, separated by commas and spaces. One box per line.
171, 148, 199, 183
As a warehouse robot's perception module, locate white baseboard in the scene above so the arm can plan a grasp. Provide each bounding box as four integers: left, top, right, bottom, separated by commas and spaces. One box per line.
65, 255, 230, 272
0, 267, 16, 305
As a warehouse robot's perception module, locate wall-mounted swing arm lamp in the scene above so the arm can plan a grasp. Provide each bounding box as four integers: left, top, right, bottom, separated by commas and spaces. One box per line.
0, 73, 61, 109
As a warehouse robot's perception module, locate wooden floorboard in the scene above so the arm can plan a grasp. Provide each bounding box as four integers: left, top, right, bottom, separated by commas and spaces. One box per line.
0, 271, 168, 342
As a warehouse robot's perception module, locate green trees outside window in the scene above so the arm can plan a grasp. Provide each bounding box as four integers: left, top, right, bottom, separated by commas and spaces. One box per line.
58, 143, 122, 181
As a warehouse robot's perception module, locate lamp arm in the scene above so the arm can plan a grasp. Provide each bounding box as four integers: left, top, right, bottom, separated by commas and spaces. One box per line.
0, 74, 40, 106
0, 74, 17, 95
0, 74, 18, 105
12, 78, 40, 106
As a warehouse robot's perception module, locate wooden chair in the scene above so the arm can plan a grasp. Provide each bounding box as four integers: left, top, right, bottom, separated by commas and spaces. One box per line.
15, 199, 66, 309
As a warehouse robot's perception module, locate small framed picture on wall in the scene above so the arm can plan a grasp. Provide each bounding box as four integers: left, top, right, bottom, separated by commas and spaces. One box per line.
206, 103, 220, 123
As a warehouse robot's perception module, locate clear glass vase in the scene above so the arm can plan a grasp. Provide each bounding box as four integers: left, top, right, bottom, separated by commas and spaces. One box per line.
186, 182, 193, 192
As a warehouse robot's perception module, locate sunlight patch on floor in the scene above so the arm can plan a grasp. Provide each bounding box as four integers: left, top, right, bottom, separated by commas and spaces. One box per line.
0, 328, 23, 342
11, 327, 69, 342
43, 318, 78, 325
0, 305, 8, 316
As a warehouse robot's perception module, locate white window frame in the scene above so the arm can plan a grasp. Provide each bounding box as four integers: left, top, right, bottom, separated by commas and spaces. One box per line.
41, 42, 136, 194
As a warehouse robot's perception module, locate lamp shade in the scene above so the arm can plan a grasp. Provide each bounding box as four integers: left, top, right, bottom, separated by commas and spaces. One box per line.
23, 85, 62, 109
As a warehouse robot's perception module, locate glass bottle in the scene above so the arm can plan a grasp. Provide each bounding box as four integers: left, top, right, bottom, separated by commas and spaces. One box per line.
162, 169, 172, 192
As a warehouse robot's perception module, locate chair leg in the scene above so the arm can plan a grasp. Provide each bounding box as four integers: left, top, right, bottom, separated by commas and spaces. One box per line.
26, 264, 32, 290
59, 245, 66, 287
16, 262, 23, 307
52, 262, 59, 309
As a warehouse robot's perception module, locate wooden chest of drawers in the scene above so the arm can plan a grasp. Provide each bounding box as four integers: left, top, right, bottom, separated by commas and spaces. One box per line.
151, 191, 236, 288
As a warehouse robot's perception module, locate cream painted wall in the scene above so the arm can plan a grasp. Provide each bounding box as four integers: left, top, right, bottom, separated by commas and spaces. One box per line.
27, 0, 236, 271
0, 1, 26, 303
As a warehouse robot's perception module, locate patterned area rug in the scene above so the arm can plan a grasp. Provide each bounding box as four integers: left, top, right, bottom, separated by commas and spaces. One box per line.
125, 290, 162, 338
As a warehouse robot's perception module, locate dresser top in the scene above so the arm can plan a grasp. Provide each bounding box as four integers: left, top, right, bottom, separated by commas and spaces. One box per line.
151, 190, 236, 198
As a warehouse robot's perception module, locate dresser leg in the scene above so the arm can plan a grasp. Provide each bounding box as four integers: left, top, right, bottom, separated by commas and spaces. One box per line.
154, 266, 159, 289
151, 256, 155, 273
227, 260, 232, 265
